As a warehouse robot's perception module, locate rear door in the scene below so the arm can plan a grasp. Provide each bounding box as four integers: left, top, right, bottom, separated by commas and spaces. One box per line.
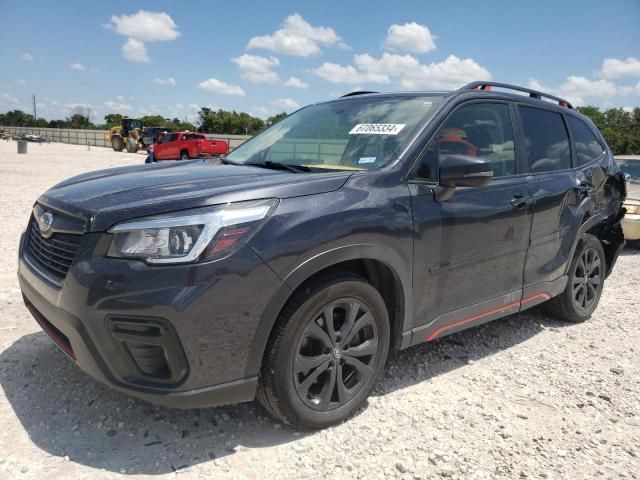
516, 105, 584, 291
409, 101, 534, 338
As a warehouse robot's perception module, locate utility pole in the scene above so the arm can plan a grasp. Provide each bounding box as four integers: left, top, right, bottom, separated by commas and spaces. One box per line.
32, 94, 37, 121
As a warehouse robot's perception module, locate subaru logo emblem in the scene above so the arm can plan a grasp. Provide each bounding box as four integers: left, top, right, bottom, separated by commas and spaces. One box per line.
38, 212, 54, 234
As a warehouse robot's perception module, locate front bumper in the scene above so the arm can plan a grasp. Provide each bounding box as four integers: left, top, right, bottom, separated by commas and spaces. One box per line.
18, 231, 283, 408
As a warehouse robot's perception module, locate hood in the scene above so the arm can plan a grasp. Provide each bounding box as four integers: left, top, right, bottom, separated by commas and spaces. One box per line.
38, 160, 352, 231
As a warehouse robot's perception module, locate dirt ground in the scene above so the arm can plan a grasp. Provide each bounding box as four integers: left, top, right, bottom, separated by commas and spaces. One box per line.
0, 141, 638, 480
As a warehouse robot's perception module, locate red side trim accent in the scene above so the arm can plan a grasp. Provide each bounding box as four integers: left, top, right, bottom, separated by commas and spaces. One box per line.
426, 293, 551, 342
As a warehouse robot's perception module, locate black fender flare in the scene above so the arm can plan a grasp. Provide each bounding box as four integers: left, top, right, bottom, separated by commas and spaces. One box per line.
243, 244, 413, 377
563, 212, 609, 275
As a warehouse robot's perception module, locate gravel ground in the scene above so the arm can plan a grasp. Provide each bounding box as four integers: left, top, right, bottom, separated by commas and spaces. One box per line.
0, 141, 638, 480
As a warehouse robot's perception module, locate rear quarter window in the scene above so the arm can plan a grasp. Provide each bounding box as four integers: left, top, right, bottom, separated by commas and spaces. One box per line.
566, 116, 605, 166
518, 106, 571, 173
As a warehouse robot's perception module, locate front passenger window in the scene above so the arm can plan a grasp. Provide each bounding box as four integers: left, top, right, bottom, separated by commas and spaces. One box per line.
413, 103, 516, 182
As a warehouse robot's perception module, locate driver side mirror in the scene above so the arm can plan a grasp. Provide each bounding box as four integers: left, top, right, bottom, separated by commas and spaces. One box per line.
435, 155, 493, 201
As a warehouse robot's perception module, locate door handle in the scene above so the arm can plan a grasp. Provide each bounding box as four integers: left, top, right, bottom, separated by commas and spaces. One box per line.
510, 194, 528, 209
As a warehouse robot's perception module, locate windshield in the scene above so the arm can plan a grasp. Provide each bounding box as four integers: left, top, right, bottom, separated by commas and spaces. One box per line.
225, 96, 443, 171
616, 159, 640, 183
126, 119, 142, 130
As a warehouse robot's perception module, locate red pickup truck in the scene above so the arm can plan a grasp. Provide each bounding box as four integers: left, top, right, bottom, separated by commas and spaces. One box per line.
150, 132, 228, 160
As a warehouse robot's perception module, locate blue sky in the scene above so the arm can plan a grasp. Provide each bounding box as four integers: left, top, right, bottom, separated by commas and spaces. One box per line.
1, 0, 639, 123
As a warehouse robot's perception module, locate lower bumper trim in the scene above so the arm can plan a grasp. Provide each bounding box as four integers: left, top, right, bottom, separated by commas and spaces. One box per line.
119, 376, 259, 409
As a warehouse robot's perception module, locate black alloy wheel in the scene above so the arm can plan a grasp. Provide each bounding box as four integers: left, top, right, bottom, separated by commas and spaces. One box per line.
293, 299, 379, 411
572, 246, 601, 312
257, 274, 390, 429
544, 233, 605, 322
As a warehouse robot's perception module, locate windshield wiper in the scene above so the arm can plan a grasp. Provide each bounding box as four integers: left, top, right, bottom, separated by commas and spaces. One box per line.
244, 161, 311, 173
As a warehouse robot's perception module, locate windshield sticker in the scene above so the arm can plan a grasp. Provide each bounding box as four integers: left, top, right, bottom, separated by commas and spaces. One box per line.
349, 123, 405, 135
358, 157, 377, 164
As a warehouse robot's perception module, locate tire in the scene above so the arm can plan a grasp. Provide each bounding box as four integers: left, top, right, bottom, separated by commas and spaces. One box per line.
544, 233, 606, 322
180, 150, 189, 160
111, 135, 124, 152
126, 137, 138, 153
257, 273, 390, 429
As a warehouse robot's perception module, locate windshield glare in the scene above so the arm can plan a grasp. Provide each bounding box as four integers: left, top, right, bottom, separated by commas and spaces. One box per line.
617, 159, 640, 183
226, 96, 443, 171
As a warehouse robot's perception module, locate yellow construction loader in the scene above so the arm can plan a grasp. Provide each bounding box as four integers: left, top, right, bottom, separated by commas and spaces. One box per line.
108, 117, 143, 152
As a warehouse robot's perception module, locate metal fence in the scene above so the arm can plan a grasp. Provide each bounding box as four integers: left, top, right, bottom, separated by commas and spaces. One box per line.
0, 126, 251, 151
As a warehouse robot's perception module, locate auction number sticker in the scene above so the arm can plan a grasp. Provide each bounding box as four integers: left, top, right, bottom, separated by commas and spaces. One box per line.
349, 123, 406, 135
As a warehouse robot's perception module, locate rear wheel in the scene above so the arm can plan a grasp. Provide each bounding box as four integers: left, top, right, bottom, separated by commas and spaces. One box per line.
180, 150, 189, 160
544, 233, 605, 322
111, 135, 124, 152
257, 274, 390, 429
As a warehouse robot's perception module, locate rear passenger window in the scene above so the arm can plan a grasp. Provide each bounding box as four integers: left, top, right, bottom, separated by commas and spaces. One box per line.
519, 106, 571, 172
413, 102, 516, 181
567, 116, 605, 166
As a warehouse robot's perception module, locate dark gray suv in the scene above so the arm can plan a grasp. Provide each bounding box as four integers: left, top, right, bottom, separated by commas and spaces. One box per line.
18, 82, 626, 428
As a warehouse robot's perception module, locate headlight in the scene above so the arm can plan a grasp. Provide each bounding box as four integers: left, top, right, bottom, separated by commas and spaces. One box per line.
107, 199, 277, 264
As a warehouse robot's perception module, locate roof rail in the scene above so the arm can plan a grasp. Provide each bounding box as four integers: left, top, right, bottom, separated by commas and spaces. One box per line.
341, 91, 378, 97
459, 81, 574, 109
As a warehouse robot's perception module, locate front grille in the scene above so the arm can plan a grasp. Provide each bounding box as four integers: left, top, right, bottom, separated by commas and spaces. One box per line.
26, 218, 82, 280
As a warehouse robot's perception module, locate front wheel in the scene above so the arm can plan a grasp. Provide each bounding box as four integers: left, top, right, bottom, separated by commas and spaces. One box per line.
180, 150, 189, 160
544, 233, 605, 322
257, 274, 390, 429
126, 137, 138, 153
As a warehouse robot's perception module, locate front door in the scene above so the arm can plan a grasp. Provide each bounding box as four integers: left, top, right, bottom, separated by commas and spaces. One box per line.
409, 101, 534, 341
155, 133, 179, 160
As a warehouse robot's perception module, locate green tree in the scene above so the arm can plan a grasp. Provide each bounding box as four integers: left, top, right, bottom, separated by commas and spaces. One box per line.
103, 113, 123, 128
198, 108, 265, 135
0, 109, 35, 126
266, 112, 287, 127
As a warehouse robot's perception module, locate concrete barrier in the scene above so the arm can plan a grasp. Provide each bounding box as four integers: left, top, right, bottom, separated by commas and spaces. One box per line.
0, 126, 251, 151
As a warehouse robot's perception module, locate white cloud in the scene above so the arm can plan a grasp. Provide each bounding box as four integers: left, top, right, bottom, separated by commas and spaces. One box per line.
106, 10, 180, 42
231, 54, 280, 84
70, 63, 86, 71
247, 13, 343, 56
63, 103, 96, 116
528, 76, 618, 106
635, 80, 640, 95
623, 106, 634, 113
314, 53, 490, 90
1, 92, 21, 107
313, 63, 390, 85
284, 76, 309, 89
198, 78, 246, 96
251, 106, 270, 119
600, 57, 640, 79
122, 38, 150, 63
384, 22, 436, 54
154, 76, 176, 86
20, 53, 33, 62
104, 100, 132, 111
106, 11, 180, 63
271, 98, 300, 110
17, 79, 27, 86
